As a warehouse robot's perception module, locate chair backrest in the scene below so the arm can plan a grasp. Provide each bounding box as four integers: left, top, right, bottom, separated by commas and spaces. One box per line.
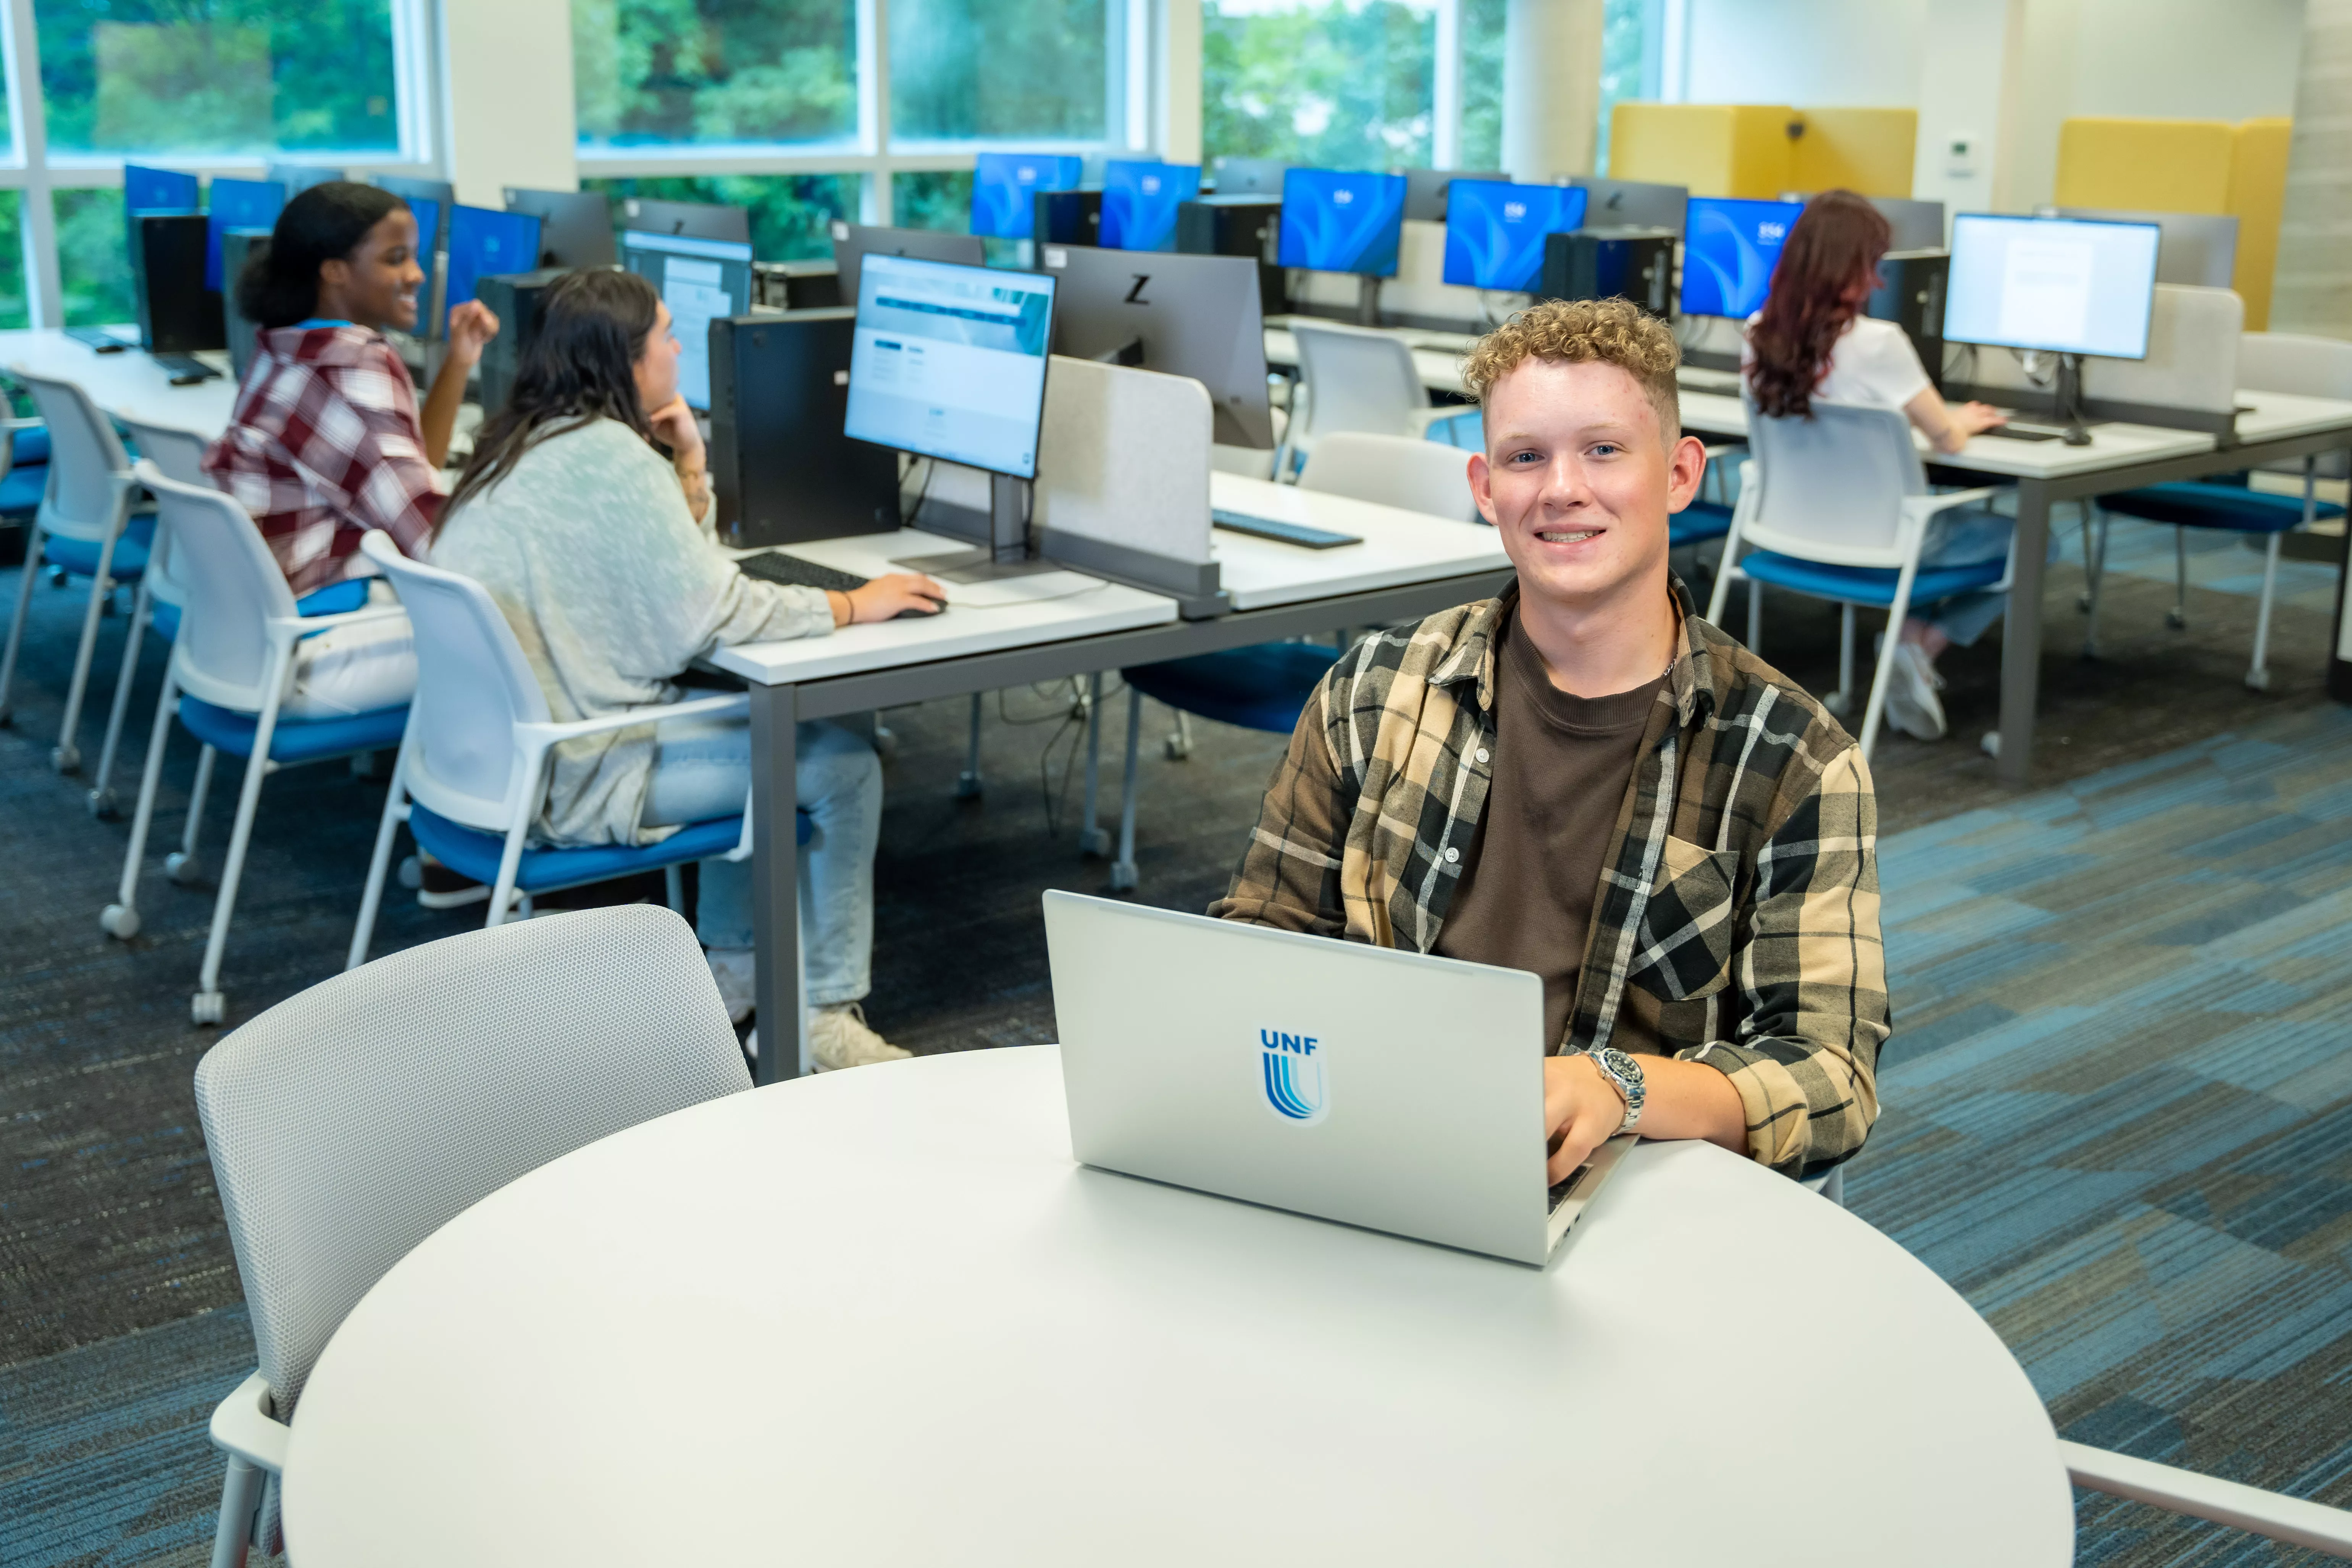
1291, 321, 1428, 443
1740, 391, 1927, 567
194, 906, 749, 1420
118, 414, 211, 485
2241, 331, 2352, 481
1298, 430, 1479, 523
12, 368, 129, 537
359, 528, 553, 825
139, 462, 298, 709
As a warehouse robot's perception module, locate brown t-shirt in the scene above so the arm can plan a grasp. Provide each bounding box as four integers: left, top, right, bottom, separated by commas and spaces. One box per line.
1435, 610, 1666, 1051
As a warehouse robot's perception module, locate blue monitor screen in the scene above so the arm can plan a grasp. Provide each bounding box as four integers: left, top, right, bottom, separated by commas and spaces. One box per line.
1101, 160, 1202, 252
1277, 168, 1408, 277
206, 178, 285, 292
845, 254, 1057, 479
1679, 197, 1804, 318
972, 153, 1083, 240
1442, 181, 1589, 291
442, 206, 542, 327
126, 164, 199, 214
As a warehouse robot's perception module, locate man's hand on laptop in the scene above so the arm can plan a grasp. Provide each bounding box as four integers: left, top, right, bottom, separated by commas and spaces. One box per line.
1544, 1054, 1628, 1184
1545, 1051, 1751, 1182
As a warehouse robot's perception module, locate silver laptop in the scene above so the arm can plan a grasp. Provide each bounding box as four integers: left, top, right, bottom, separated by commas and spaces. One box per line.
1044, 891, 1634, 1266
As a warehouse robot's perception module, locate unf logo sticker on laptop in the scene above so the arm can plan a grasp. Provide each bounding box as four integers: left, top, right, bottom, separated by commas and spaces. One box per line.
1259, 1029, 1329, 1124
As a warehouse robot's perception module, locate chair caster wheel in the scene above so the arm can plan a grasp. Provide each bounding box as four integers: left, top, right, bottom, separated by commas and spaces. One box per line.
1979, 731, 2001, 759
953, 772, 983, 801
1080, 826, 1111, 859
2245, 667, 2273, 693
100, 904, 139, 939
872, 723, 899, 762
2166, 610, 2187, 630
398, 854, 422, 890
47, 565, 67, 587
1109, 861, 1138, 892
1164, 733, 1193, 760
191, 991, 226, 1026
52, 744, 80, 774
2076, 593, 2093, 612
1822, 691, 1852, 718
87, 787, 118, 818
165, 851, 202, 885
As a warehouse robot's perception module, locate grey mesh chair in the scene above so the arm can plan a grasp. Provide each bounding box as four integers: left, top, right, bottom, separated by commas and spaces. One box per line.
1295, 431, 1480, 524
193, 905, 751, 1565
1280, 321, 1453, 476
86, 417, 211, 817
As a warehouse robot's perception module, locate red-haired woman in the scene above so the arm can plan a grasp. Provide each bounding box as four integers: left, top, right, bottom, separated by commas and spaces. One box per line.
1742, 189, 2014, 742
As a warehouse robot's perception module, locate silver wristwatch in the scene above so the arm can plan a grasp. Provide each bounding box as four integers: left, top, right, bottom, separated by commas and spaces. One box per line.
1587, 1046, 1646, 1134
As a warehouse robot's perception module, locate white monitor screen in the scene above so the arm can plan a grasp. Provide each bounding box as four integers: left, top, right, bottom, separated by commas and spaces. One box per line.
1944, 214, 2161, 360
620, 229, 754, 410
844, 254, 1056, 479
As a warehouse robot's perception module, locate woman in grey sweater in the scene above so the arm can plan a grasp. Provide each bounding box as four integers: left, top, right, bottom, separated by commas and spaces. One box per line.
431, 270, 942, 1070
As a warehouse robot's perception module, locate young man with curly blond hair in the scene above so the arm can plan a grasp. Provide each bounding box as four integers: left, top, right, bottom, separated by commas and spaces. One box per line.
1211, 297, 1887, 1185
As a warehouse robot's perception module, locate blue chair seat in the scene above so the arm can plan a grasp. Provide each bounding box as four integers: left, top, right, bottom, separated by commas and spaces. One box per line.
41, 514, 155, 580
0, 463, 45, 515
1738, 550, 2007, 609
151, 600, 181, 641
13, 426, 51, 467
2095, 480, 2345, 534
1669, 499, 1734, 547
1126, 642, 1342, 735
407, 803, 811, 895
178, 695, 410, 764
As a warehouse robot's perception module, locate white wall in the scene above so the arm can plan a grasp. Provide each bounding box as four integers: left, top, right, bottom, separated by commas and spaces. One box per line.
1679, 0, 1927, 106
438, 0, 579, 204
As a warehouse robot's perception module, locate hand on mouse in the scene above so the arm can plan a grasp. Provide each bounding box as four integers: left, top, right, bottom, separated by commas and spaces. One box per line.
833, 573, 948, 627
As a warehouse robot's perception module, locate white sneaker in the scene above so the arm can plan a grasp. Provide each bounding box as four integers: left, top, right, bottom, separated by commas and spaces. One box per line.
705, 947, 756, 1025
809, 1003, 911, 1072
1881, 640, 1948, 741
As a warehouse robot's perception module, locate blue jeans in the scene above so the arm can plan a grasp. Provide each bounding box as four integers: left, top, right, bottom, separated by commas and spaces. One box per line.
1915, 506, 2058, 648
639, 717, 880, 1009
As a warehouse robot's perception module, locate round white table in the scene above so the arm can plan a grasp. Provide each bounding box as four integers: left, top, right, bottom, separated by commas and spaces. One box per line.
283, 1046, 2074, 1566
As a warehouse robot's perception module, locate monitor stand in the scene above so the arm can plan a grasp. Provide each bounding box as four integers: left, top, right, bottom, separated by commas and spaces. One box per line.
2053, 354, 2094, 446
1356, 275, 1382, 328
894, 471, 1061, 581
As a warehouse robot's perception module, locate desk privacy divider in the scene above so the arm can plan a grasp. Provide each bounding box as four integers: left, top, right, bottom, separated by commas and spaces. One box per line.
1036, 354, 1226, 617
1950, 284, 2245, 437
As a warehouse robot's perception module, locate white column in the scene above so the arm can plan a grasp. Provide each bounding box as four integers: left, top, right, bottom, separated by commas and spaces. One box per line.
2275, 0, 2352, 337
437, 0, 579, 204
1501, 0, 1605, 182
1911, 0, 2024, 229
1159, 0, 1203, 164
5, 0, 61, 327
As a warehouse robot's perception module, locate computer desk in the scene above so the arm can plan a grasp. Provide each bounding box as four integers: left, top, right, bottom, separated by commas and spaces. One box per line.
1676, 387, 2352, 786
0, 329, 241, 435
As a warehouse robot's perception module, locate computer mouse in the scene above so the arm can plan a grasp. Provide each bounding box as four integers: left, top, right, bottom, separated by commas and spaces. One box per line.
2062, 427, 2093, 447
893, 600, 947, 620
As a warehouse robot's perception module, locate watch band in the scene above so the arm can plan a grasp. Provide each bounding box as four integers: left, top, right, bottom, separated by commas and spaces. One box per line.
1587, 1046, 1646, 1134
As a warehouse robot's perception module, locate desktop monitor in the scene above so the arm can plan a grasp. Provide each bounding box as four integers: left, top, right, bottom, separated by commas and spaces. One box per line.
1277, 168, 1408, 277
972, 153, 1084, 240
445, 205, 544, 336
621, 228, 754, 410
1101, 160, 1202, 252
1679, 196, 1805, 318
206, 177, 285, 292
1945, 213, 2160, 359
266, 163, 345, 195
1442, 180, 1589, 292
1040, 244, 1274, 449
1780, 193, 1946, 252
828, 221, 987, 313
504, 187, 618, 269
844, 253, 1057, 480
124, 164, 199, 215
1569, 176, 1690, 236
1404, 168, 1508, 224
2052, 206, 2237, 289
1211, 157, 1287, 197
620, 197, 751, 245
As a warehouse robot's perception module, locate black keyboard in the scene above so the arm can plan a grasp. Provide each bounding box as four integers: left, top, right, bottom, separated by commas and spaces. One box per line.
150, 353, 222, 384
738, 551, 870, 593
1211, 508, 1361, 549
1978, 423, 2063, 443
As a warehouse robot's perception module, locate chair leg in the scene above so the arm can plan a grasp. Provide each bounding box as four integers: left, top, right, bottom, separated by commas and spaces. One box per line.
1078, 672, 1111, 858
208, 1453, 264, 1568
1825, 604, 1856, 716
347, 741, 411, 971
87, 574, 152, 817
1167, 710, 1194, 760
2168, 525, 2188, 629
2081, 504, 2108, 659
169, 745, 216, 883
954, 691, 983, 799
53, 523, 128, 774
1856, 573, 1919, 762
1747, 580, 1763, 654
0, 520, 42, 727
2246, 532, 2281, 692
192, 659, 289, 1027
1111, 686, 1142, 892
101, 668, 177, 941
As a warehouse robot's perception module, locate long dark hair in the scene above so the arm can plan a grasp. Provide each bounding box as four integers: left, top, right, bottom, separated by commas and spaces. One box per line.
439, 269, 663, 528
234, 181, 405, 330
1745, 189, 1893, 418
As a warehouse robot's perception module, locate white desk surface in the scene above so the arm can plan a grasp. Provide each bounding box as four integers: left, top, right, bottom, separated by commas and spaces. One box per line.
1211, 470, 1508, 611
0, 326, 239, 437
283, 1046, 2073, 1568
709, 527, 1179, 687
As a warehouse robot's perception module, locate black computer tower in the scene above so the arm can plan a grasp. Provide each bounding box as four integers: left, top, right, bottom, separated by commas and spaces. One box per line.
709, 311, 901, 547
1034, 190, 1103, 247
1868, 249, 1949, 394
220, 229, 270, 383
130, 213, 225, 353
1175, 197, 1285, 317
1539, 227, 1676, 318
475, 268, 570, 417
753, 261, 841, 311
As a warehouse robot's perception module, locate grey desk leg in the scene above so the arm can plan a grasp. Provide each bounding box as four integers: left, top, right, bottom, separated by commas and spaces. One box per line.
749, 681, 803, 1085
1997, 478, 2053, 787
2334, 446, 2352, 705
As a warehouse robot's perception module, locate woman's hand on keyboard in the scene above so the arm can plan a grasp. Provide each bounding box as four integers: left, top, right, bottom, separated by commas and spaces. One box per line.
835, 573, 948, 627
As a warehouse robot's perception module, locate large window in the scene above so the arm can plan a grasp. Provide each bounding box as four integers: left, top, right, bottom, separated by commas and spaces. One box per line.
572, 0, 859, 151
1203, 0, 1437, 171
1596, 0, 1665, 174
888, 0, 1107, 144
33, 0, 403, 157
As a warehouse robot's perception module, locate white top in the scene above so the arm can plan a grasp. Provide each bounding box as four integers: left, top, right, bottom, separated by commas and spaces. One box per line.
282, 1046, 2074, 1568
1742, 313, 1932, 412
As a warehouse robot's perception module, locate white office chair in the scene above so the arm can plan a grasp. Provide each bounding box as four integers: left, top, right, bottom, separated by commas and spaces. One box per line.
85, 416, 210, 817
1295, 431, 1480, 523
1705, 395, 2002, 759
193, 906, 751, 1567
1280, 321, 1454, 477
0, 368, 150, 775
102, 465, 412, 1024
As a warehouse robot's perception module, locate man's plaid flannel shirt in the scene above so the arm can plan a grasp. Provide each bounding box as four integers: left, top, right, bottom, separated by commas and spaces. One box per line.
202, 323, 444, 597
1209, 581, 1888, 1177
